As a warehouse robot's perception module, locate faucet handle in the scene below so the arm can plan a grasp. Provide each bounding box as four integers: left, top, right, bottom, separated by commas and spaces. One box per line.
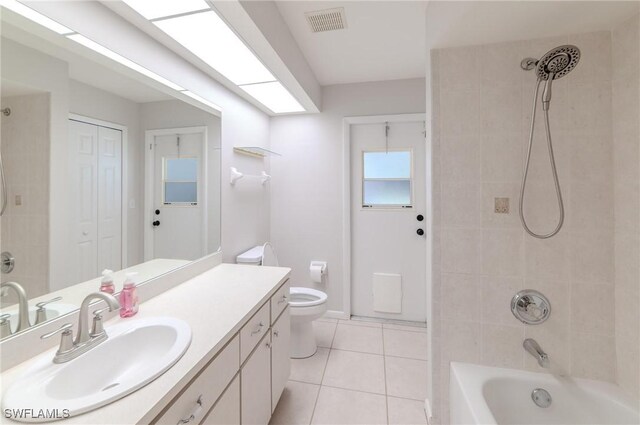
90, 308, 109, 336
0, 314, 12, 338
41, 323, 73, 339
0, 313, 11, 323
41, 323, 74, 355
36, 296, 63, 310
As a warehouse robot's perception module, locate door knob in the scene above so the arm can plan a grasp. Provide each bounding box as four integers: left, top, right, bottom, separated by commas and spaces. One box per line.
417, 214, 424, 222
416, 228, 424, 236
153, 220, 160, 227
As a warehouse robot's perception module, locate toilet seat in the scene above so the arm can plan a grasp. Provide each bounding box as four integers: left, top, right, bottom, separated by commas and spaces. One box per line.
289, 287, 327, 308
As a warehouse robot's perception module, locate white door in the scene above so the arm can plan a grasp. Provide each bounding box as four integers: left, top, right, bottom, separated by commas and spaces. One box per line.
150, 132, 205, 261
350, 120, 426, 322
69, 120, 122, 283
97, 126, 122, 273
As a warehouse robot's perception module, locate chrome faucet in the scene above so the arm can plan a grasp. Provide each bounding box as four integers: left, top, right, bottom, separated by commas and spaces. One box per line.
41, 292, 119, 363
0, 281, 30, 332
524, 338, 549, 368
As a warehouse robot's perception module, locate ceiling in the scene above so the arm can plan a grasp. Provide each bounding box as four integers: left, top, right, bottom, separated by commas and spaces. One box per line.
426, 1, 640, 50
275, 1, 428, 86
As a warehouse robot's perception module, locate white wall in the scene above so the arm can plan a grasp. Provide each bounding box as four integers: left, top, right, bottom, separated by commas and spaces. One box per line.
270, 78, 425, 313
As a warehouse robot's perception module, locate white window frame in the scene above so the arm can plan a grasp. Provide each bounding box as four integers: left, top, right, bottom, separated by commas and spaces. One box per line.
361, 147, 414, 209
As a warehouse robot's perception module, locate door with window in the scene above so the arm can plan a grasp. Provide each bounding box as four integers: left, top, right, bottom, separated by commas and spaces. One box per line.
148, 130, 205, 261
350, 119, 426, 322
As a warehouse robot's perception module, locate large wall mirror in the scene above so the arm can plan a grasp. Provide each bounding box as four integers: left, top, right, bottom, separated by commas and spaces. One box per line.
0, 17, 221, 340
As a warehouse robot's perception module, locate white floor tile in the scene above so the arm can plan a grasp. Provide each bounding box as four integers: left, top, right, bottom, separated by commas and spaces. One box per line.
313, 321, 337, 348
332, 324, 384, 354
290, 348, 330, 385
322, 349, 386, 394
311, 386, 387, 425
385, 356, 428, 401
383, 329, 428, 360
270, 381, 320, 425
387, 397, 428, 425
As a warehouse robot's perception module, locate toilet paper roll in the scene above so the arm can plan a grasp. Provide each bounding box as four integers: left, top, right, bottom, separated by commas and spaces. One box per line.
310, 265, 323, 283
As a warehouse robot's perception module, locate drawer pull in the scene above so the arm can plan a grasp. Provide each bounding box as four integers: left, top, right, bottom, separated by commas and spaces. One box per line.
265, 341, 272, 348
251, 322, 264, 335
177, 396, 203, 425
273, 330, 279, 337
278, 295, 288, 304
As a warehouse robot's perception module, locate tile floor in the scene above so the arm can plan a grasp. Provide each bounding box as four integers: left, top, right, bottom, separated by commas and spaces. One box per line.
270, 318, 429, 425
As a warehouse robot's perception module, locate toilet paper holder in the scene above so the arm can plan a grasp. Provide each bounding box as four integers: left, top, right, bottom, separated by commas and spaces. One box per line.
309, 261, 327, 283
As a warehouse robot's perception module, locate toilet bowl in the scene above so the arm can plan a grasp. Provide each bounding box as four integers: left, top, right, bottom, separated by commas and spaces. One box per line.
236, 243, 328, 359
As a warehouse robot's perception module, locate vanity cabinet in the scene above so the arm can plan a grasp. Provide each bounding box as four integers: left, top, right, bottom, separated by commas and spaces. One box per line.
241, 331, 272, 425
201, 376, 240, 425
271, 309, 290, 412
151, 279, 290, 425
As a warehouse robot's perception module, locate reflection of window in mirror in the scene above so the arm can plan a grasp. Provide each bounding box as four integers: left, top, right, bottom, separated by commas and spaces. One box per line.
163, 158, 198, 205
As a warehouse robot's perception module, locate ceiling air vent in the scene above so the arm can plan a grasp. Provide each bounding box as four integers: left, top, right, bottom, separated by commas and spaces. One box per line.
305, 7, 347, 33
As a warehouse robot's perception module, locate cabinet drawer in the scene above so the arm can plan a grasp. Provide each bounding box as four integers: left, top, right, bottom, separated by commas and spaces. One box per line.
154, 335, 240, 425
270, 280, 290, 324
240, 302, 270, 363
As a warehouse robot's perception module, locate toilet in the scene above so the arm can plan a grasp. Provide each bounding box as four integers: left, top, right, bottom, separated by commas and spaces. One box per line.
236, 243, 328, 358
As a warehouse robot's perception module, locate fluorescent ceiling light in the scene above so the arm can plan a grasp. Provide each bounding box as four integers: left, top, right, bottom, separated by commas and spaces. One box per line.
121, 0, 209, 20
240, 82, 304, 114
67, 34, 184, 91
154, 11, 275, 86
0, 0, 73, 34
182, 91, 221, 112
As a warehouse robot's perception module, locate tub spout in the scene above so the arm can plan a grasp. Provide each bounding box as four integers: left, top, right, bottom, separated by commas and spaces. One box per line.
524, 338, 549, 368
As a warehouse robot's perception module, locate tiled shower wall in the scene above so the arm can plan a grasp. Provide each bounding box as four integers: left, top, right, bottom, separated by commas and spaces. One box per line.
0, 93, 50, 302
612, 14, 640, 403
431, 30, 619, 423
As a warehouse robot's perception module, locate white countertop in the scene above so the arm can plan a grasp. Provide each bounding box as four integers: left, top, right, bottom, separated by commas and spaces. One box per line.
0, 263, 290, 425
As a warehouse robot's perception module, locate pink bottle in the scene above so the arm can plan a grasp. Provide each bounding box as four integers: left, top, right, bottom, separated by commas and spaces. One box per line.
99, 269, 115, 294
119, 273, 139, 318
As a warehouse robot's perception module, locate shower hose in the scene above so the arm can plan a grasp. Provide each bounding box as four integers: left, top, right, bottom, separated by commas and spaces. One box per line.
519, 78, 564, 239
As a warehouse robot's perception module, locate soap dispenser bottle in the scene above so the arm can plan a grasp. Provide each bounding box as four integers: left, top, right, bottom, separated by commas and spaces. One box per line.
119, 272, 139, 318
100, 269, 115, 294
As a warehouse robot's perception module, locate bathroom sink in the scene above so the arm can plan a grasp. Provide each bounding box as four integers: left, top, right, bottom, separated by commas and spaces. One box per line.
1, 303, 77, 334
2, 317, 191, 422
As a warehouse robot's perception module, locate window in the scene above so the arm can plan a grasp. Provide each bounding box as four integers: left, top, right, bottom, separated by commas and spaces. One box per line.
163, 157, 198, 204
362, 150, 412, 208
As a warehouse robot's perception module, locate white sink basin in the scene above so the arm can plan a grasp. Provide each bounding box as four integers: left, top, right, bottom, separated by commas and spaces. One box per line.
0, 303, 77, 334
2, 317, 191, 422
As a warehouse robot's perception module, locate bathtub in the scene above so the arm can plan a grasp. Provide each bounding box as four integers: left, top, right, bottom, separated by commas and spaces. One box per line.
450, 362, 640, 425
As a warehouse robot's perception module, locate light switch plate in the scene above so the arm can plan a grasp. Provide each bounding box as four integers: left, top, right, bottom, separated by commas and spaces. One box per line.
495, 197, 509, 214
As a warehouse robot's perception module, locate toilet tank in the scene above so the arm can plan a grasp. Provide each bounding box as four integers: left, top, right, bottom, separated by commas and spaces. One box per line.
236, 246, 264, 265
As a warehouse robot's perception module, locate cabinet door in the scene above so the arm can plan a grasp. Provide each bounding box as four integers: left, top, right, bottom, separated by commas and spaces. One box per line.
201, 375, 240, 425
271, 307, 290, 412
241, 331, 271, 425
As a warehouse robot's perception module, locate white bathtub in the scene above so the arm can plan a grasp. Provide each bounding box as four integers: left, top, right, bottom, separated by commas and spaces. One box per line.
450, 362, 639, 425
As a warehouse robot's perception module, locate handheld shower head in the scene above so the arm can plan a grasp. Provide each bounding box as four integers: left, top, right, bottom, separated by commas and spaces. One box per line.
536, 45, 580, 81
536, 45, 580, 110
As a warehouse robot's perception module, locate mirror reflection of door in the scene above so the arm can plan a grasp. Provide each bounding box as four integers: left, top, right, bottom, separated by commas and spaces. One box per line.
68, 119, 122, 284
146, 129, 206, 261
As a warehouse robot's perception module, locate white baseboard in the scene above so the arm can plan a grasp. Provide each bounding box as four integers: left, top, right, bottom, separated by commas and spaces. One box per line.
324, 310, 350, 320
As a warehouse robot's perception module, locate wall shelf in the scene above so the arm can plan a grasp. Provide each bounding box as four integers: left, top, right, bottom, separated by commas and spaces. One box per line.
233, 147, 281, 158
